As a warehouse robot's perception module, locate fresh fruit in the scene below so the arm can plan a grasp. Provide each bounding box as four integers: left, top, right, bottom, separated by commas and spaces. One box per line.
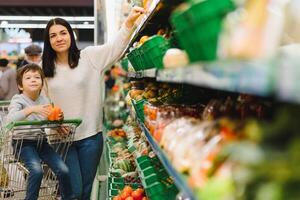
125, 197, 134, 200
131, 189, 144, 200
163, 48, 189, 68
113, 195, 122, 200
113, 159, 134, 172
113, 119, 124, 128
139, 36, 149, 45
108, 129, 127, 138
157, 29, 165, 36
130, 89, 144, 99
123, 186, 133, 195
120, 190, 131, 200
48, 104, 62, 121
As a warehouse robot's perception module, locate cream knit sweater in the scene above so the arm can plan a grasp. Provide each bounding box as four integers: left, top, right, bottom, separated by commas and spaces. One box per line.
46, 25, 132, 141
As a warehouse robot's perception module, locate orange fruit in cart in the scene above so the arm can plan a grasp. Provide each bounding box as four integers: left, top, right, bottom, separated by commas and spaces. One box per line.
48, 104, 62, 121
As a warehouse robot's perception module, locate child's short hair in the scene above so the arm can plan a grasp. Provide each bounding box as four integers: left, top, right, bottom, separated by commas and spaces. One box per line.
16, 63, 45, 93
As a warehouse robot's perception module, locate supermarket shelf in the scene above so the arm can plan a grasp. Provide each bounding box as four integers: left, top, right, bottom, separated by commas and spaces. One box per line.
137, 120, 196, 200
127, 60, 275, 97
122, 0, 162, 57
127, 68, 157, 78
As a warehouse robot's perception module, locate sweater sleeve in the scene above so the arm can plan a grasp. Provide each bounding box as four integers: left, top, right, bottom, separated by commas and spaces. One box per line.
6, 95, 26, 124
83, 24, 133, 72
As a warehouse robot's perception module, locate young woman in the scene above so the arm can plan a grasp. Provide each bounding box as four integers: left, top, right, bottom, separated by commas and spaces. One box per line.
42, 7, 145, 199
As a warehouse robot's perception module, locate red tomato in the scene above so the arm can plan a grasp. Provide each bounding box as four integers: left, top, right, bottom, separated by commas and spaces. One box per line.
136, 188, 144, 195
120, 191, 131, 200
122, 186, 133, 195
113, 195, 121, 200
131, 189, 144, 200
125, 197, 134, 200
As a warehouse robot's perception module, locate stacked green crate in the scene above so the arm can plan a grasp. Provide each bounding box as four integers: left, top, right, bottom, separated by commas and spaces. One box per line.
131, 99, 146, 122
106, 137, 143, 199
120, 57, 129, 72
127, 47, 144, 71
140, 35, 170, 69
136, 155, 179, 200
171, 0, 235, 62
127, 35, 170, 71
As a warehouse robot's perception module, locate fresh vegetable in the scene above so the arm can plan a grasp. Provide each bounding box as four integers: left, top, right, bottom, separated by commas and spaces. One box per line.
48, 104, 62, 121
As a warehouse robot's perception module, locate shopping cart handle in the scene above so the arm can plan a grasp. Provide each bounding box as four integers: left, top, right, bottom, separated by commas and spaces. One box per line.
6, 119, 82, 129
0, 100, 10, 106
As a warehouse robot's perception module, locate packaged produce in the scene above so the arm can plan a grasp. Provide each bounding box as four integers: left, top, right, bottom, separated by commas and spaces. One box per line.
162, 48, 189, 68
220, 0, 287, 59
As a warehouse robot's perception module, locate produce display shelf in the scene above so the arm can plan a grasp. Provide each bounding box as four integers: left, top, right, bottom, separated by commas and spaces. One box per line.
128, 69, 157, 78
122, 0, 162, 57
136, 119, 196, 200
127, 60, 275, 98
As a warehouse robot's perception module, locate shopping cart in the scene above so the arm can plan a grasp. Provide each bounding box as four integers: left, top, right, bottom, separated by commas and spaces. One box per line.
0, 119, 82, 200
0, 101, 10, 130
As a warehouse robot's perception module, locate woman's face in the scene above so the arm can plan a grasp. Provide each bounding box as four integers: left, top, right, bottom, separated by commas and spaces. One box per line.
49, 24, 71, 54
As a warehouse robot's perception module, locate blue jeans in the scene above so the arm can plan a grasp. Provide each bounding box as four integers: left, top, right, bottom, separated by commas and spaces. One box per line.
65, 133, 103, 200
14, 140, 75, 200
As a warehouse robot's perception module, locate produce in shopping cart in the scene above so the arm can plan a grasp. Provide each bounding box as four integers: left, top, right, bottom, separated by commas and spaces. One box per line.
47, 104, 62, 121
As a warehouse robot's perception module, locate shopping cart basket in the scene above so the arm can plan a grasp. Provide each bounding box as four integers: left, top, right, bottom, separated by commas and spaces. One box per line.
0, 101, 10, 130
0, 119, 82, 200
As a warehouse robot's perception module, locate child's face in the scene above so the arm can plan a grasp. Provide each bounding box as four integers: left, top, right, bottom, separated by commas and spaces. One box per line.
19, 70, 43, 94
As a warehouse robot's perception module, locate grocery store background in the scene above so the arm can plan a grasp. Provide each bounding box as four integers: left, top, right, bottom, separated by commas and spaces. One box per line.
2, 0, 300, 200
0, 0, 126, 58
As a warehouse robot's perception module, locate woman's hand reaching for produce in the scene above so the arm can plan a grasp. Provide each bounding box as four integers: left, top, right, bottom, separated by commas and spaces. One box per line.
125, 6, 146, 29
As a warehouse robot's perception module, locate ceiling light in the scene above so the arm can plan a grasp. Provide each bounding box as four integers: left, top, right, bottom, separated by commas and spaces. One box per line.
0, 16, 94, 22
0, 23, 94, 29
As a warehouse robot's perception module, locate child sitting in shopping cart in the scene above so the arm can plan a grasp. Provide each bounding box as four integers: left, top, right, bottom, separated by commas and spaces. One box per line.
5, 63, 76, 200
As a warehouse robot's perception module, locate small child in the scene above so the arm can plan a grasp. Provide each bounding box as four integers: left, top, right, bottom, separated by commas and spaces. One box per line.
6, 64, 75, 200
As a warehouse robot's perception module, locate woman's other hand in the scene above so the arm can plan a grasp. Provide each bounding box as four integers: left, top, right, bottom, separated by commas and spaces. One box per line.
56, 126, 71, 137
125, 6, 146, 29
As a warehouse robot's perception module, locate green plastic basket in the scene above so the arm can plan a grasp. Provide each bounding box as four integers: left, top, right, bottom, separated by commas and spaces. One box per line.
108, 189, 119, 197
188, 0, 235, 23
132, 99, 146, 122
136, 155, 149, 164
108, 177, 124, 184
127, 36, 169, 71
171, 0, 235, 62
120, 57, 129, 72
127, 47, 143, 71
141, 35, 170, 69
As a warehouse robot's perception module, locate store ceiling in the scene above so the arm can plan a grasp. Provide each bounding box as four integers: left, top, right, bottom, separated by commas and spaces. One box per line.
0, 0, 93, 6
0, 0, 93, 16
0, 0, 95, 42
0, 6, 93, 16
